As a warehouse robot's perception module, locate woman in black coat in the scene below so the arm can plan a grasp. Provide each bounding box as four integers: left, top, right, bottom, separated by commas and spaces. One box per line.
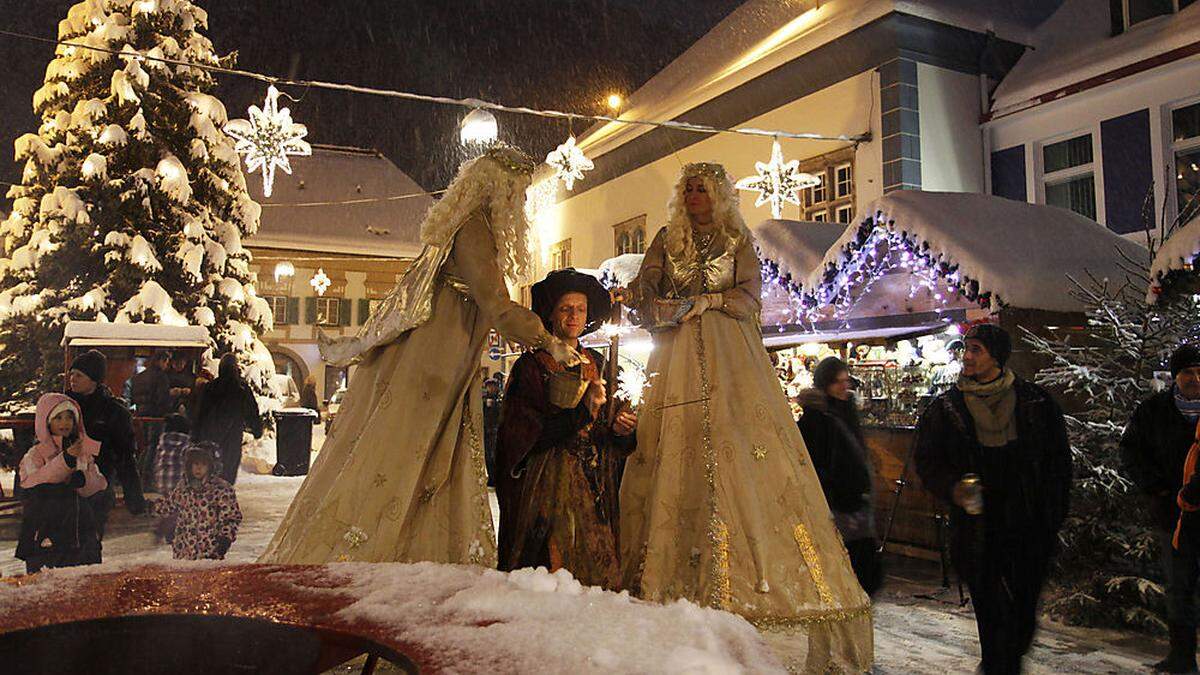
191, 354, 263, 485
796, 357, 881, 595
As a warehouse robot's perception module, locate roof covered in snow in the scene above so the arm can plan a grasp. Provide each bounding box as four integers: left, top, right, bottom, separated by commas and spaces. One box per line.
1150, 212, 1200, 301
805, 191, 1150, 313
598, 254, 645, 286
62, 320, 209, 347
246, 145, 432, 258
752, 219, 847, 286
991, 0, 1200, 114
578, 0, 1043, 158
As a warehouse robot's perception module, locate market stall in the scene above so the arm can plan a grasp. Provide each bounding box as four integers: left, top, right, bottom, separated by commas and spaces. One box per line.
1149, 211, 1200, 301
757, 191, 1149, 560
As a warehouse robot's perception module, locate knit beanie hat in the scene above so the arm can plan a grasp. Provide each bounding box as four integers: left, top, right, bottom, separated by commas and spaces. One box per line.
1170, 344, 1200, 377
964, 324, 1012, 368
813, 357, 850, 391
70, 349, 107, 385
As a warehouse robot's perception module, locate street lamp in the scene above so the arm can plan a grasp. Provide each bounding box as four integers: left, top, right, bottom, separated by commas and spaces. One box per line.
606, 93, 623, 112
460, 104, 498, 146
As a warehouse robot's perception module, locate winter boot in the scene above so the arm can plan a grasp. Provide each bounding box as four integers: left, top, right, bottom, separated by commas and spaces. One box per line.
1155, 624, 1198, 673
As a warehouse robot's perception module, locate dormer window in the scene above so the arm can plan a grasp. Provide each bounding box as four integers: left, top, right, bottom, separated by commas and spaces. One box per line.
1112, 0, 1195, 34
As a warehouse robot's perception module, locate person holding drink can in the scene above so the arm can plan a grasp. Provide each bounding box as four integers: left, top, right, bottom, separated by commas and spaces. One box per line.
914, 324, 1072, 675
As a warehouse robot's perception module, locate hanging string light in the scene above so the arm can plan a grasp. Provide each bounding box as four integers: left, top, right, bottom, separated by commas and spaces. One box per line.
224, 85, 312, 197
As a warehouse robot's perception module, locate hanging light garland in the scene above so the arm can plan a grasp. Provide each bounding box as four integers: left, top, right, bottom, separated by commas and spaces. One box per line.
224, 85, 312, 198
802, 214, 992, 324
545, 135, 593, 190
735, 140, 821, 219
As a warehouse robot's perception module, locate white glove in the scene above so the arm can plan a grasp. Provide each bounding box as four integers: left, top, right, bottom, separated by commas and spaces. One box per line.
545, 336, 582, 367
680, 293, 722, 323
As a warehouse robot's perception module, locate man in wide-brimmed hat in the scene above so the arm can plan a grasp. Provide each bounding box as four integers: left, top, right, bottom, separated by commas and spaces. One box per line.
496, 268, 636, 588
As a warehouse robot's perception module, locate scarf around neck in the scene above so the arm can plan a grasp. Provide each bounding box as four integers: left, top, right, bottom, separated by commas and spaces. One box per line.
958, 369, 1018, 448
1176, 386, 1200, 423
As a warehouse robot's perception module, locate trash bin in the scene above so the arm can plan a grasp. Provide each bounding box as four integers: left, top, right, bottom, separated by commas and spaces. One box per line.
272, 408, 318, 476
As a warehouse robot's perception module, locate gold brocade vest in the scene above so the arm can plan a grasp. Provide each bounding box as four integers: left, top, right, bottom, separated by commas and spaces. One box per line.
663, 232, 740, 298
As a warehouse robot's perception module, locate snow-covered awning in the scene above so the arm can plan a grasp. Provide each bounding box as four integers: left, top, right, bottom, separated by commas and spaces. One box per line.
753, 219, 847, 289
62, 321, 209, 348
1150, 212, 1200, 302
598, 253, 644, 287
805, 191, 1150, 314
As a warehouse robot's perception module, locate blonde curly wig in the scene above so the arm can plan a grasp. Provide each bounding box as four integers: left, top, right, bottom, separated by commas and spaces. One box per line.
664, 162, 750, 262
419, 149, 534, 285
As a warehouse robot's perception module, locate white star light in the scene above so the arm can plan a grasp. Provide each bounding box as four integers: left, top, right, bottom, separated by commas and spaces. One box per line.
224, 85, 311, 198
310, 268, 331, 296
545, 135, 593, 191
735, 140, 820, 219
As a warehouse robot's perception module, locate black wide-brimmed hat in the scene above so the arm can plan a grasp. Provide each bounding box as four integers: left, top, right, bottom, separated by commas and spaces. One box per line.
531, 268, 612, 336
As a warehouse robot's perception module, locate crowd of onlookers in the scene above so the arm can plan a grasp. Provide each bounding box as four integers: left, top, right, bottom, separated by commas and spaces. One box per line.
14, 349, 263, 574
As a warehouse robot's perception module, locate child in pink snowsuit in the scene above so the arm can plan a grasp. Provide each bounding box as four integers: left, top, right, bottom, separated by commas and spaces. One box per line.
17, 394, 108, 573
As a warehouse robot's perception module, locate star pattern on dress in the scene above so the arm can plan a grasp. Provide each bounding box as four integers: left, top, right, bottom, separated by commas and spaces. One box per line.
752, 444, 767, 460
372, 473, 388, 487
545, 135, 593, 191
224, 85, 312, 198
734, 140, 820, 219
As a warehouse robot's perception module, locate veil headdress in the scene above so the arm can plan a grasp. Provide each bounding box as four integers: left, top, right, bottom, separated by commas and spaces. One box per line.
319, 143, 538, 366
663, 162, 750, 266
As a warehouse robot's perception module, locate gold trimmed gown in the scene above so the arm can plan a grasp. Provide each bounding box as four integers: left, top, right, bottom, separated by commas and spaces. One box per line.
260, 211, 550, 565
621, 228, 873, 671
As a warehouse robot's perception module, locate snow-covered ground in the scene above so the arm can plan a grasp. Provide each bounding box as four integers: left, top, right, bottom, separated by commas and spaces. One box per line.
0, 441, 1164, 672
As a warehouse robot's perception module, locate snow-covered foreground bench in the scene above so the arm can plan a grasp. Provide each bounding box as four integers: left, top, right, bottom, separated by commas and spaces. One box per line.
0, 561, 785, 673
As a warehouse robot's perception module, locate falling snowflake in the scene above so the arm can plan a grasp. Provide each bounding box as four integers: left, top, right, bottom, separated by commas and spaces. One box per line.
310, 268, 331, 296
735, 140, 820, 219
545, 135, 593, 191
224, 85, 312, 197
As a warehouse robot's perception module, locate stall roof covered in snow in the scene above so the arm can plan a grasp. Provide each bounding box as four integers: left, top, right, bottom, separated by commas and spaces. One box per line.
598, 254, 645, 286
62, 321, 209, 347
991, 0, 1200, 114
1150, 212, 1200, 301
246, 145, 431, 258
753, 219, 847, 286
805, 191, 1150, 313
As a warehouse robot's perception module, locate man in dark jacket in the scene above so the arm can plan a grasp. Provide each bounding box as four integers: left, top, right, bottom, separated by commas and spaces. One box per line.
67, 349, 147, 534
1121, 344, 1200, 673
131, 349, 174, 483
914, 325, 1072, 675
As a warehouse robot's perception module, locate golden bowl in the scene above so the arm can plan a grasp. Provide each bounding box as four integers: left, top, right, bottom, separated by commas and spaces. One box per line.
547, 371, 588, 409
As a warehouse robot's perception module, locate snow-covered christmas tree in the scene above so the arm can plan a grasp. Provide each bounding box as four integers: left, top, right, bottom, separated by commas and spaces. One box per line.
0, 0, 276, 407
1024, 201, 1200, 630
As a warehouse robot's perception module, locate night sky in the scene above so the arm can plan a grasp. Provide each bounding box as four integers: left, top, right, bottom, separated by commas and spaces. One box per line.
0, 0, 743, 198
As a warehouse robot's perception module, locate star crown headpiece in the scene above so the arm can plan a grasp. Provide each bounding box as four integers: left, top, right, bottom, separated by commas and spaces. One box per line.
682, 162, 727, 181
484, 143, 538, 175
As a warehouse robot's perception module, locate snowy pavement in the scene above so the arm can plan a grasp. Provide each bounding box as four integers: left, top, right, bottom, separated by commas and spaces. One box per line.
0, 462, 1162, 673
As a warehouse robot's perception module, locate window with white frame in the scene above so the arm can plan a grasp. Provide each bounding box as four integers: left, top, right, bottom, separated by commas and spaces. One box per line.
835, 164, 853, 199
315, 297, 341, 327
1173, 100, 1200, 221
550, 239, 573, 270
834, 204, 853, 224
1115, 0, 1194, 33
811, 210, 828, 223
1042, 134, 1097, 221
264, 295, 288, 326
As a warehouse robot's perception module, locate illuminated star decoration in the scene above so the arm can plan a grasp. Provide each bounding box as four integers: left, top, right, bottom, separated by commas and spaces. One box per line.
545, 135, 593, 191
224, 85, 312, 197
310, 268, 331, 296
735, 139, 820, 219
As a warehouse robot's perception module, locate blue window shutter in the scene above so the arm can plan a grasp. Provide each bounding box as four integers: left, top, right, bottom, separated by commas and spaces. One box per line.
990, 146, 1026, 202
1101, 109, 1152, 235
